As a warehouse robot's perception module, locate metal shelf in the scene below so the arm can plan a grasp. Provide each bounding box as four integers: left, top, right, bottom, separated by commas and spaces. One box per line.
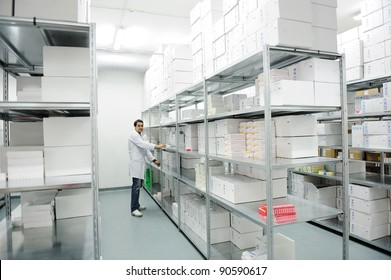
317, 112, 391, 121
162, 196, 178, 226
210, 242, 246, 260
347, 76, 391, 91
178, 116, 205, 124
0, 174, 91, 193
178, 150, 205, 157
160, 122, 176, 127
208, 154, 341, 169
180, 223, 207, 257
177, 175, 206, 195
293, 170, 391, 190
209, 194, 342, 228
319, 145, 391, 154
314, 218, 391, 254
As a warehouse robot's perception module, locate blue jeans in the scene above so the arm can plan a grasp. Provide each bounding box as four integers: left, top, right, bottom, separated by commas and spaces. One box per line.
131, 178, 143, 212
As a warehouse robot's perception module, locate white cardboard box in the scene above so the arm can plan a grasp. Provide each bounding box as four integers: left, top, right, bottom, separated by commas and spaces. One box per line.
267, 18, 312, 49
215, 119, 246, 137
210, 227, 231, 244
55, 188, 92, 219
363, 121, 391, 135
361, 9, 384, 32
15, 0, 89, 23
190, 2, 202, 24
10, 122, 44, 146
333, 160, 366, 174
297, 58, 340, 83
224, 5, 239, 33
276, 136, 318, 158
362, 25, 385, 47
350, 197, 390, 214
306, 185, 336, 200
317, 123, 342, 135
364, 135, 391, 149
44, 146, 91, 177
311, 3, 337, 30
350, 210, 389, 227
42, 77, 89, 102
311, 0, 337, 7
384, 5, 391, 23
231, 227, 262, 250
350, 222, 389, 241
318, 135, 342, 146
43, 117, 90, 146
314, 82, 341, 106
349, 184, 388, 200
213, 34, 226, 58
231, 212, 263, 233
274, 115, 317, 137
312, 27, 338, 53
0, 0, 12, 16
364, 42, 386, 63
16, 76, 42, 91
346, 67, 364, 82
361, 0, 383, 16
43, 46, 90, 77
364, 58, 386, 78
265, 0, 311, 24
341, 27, 361, 44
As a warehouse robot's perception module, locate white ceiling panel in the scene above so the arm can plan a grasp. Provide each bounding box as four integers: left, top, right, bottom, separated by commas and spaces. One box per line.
126, 0, 199, 18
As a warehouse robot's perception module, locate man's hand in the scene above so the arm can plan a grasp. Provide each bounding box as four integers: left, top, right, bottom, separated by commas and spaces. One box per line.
154, 160, 161, 167
155, 143, 166, 149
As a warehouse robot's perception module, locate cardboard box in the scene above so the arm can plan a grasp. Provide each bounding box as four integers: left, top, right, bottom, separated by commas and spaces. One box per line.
208, 205, 230, 229
364, 42, 386, 63
0, 0, 12, 16
384, 5, 391, 23
9, 122, 44, 146
350, 210, 389, 227
364, 135, 391, 149
312, 27, 338, 53
340, 27, 361, 44
361, 9, 384, 32
231, 227, 262, 249
213, 34, 226, 58
349, 150, 364, 160
314, 82, 341, 106
321, 148, 337, 158
42, 77, 89, 102
306, 185, 336, 201
362, 25, 385, 47
350, 222, 389, 241
55, 188, 92, 219
192, 34, 203, 55
267, 18, 312, 49
44, 146, 91, 177
15, 0, 89, 23
332, 160, 366, 174
317, 123, 342, 135
275, 115, 317, 137
365, 152, 381, 161
318, 135, 342, 146
223, 0, 238, 14
350, 197, 390, 214
346, 67, 364, 82
265, 0, 311, 24
364, 58, 386, 79
231, 212, 263, 233
349, 184, 388, 200
184, 124, 198, 138
43, 46, 90, 77
311, 3, 337, 30
213, 17, 225, 41
43, 117, 90, 147
363, 121, 391, 135
201, 0, 223, 17
224, 5, 239, 33
190, 2, 202, 24
215, 119, 246, 137
276, 136, 318, 158
361, 0, 383, 16
297, 58, 340, 83
210, 227, 231, 244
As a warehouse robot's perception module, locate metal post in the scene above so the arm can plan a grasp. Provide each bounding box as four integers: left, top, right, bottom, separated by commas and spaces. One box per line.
204, 79, 211, 259
263, 45, 274, 259
158, 103, 163, 204
340, 53, 350, 260
2, 69, 11, 225
175, 97, 181, 229
380, 152, 385, 176
89, 23, 101, 260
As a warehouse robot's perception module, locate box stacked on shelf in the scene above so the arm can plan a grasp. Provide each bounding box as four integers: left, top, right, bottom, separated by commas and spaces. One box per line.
291, 173, 321, 199
317, 123, 342, 147
354, 88, 381, 114
275, 115, 318, 158
207, 94, 226, 115
234, 163, 287, 180
353, 121, 391, 149
195, 159, 224, 191
184, 124, 199, 151
337, 27, 364, 82
258, 202, 296, 224
243, 120, 276, 159
162, 151, 178, 173
230, 212, 263, 250
210, 174, 287, 203
349, 183, 390, 241
305, 183, 337, 208
224, 133, 245, 157
223, 93, 247, 111
180, 154, 200, 181
16, 77, 42, 102
7, 151, 44, 180
21, 190, 57, 228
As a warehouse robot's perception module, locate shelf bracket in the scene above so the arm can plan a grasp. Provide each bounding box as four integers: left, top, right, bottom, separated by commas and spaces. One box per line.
0, 33, 33, 71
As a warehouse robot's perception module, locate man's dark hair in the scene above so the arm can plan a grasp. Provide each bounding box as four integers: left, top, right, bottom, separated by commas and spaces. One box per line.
134, 119, 144, 127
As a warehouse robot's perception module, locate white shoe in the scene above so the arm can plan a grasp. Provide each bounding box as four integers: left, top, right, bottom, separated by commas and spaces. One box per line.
131, 210, 143, 217
139, 206, 146, 211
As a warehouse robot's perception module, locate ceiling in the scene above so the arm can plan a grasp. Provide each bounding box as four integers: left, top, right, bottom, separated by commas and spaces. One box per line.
91, 0, 364, 73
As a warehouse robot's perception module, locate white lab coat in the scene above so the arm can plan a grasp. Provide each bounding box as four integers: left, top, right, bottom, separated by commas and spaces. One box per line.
128, 130, 155, 180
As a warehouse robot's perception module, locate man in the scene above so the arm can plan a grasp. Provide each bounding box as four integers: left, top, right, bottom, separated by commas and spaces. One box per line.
128, 119, 166, 217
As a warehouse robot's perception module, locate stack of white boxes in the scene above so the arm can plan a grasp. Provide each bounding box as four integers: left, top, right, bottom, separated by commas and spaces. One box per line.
360, 0, 391, 79
243, 120, 276, 159
197, 122, 217, 153
144, 53, 165, 107
317, 123, 342, 147
337, 27, 364, 82
43, 117, 91, 177
55, 188, 93, 219
16, 77, 42, 102
195, 159, 224, 191
184, 124, 199, 151
230, 212, 263, 250
349, 184, 390, 241
162, 151, 177, 173
208, 94, 226, 115
21, 190, 57, 228
180, 154, 200, 181
7, 151, 44, 180
275, 115, 318, 158
352, 121, 391, 149
223, 93, 247, 111
163, 175, 174, 198
224, 134, 245, 157
215, 118, 246, 156
181, 108, 204, 121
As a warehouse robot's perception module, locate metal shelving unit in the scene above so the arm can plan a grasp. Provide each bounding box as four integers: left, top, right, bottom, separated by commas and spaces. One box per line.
142, 45, 348, 260
0, 16, 99, 259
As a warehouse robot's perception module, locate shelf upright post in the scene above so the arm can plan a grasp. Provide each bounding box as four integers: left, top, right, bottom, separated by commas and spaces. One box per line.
340, 53, 350, 260
89, 23, 101, 260
175, 95, 181, 229
2, 69, 11, 225
204, 78, 211, 259
380, 152, 385, 176
263, 45, 274, 259
158, 102, 163, 203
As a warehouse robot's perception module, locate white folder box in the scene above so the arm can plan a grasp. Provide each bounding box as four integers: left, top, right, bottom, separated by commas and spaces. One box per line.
349, 184, 388, 201
10, 122, 44, 146
231, 228, 262, 250
55, 188, 92, 219
361, 9, 384, 32
364, 135, 391, 149
260, 80, 314, 106
311, 3, 337, 30
42, 77, 90, 102
361, 0, 383, 16
297, 58, 340, 83
266, 18, 312, 49
318, 135, 342, 146
275, 115, 317, 137
276, 136, 318, 158
16, 76, 42, 91
44, 146, 91, 177
231, 212, 263, 233
317, 123, 342, 135
350, 222, 389, 241
43, 117, 90, 147
363, 121, 391, 135
363, 42, 386, 63
311, 27, 338, 53
350, 197, 390, 214
362, 25, 385, 47
265, 0, 311, 24
314, 82, 341, 106
364, 58, 386, 78
43, 46, 89, 77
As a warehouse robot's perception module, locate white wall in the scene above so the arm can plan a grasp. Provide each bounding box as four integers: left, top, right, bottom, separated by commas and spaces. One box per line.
97, 67, 144, 189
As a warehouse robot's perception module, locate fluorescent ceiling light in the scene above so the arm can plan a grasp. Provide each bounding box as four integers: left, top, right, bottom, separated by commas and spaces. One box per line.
353, 13, 362, 21
114, 27, 125, 51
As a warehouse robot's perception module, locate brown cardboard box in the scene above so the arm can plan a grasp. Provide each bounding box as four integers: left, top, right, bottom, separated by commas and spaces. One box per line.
355, 88, 380, 96
321, 148, 338, 158
365, 152, 381, 162
349, 150, 364, 160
